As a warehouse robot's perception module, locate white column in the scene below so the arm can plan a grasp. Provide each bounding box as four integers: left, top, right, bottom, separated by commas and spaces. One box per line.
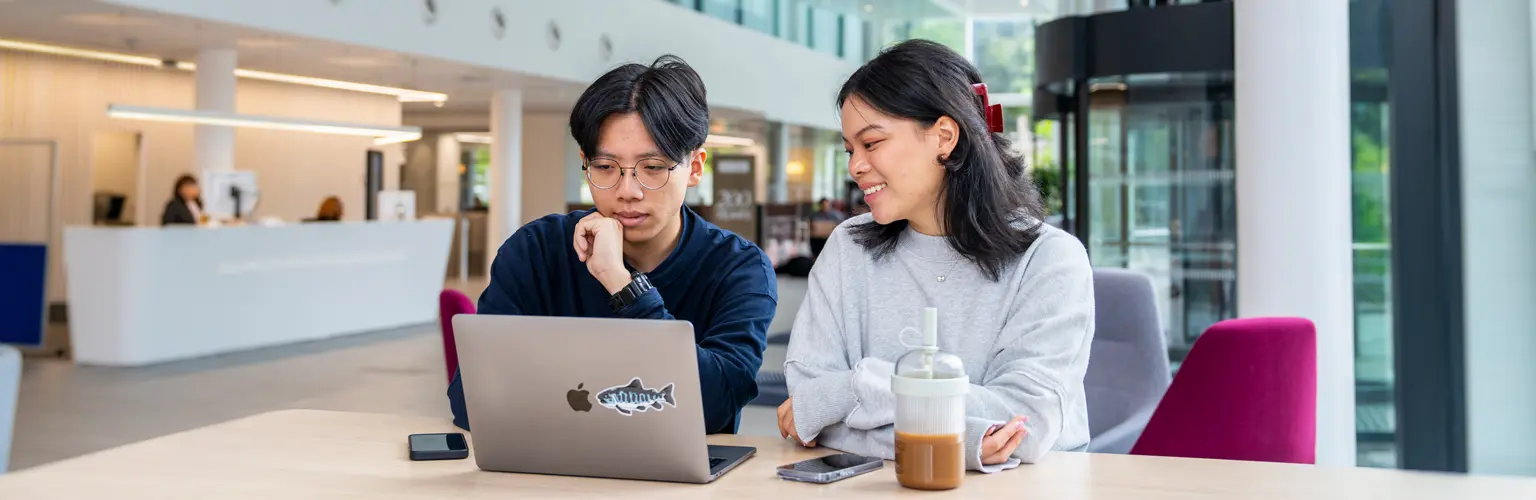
1459, 0, 1536, 476
1234, 0, 1355, 466
769, 122, 790, 203
435, 134, 462, 214
194, 49, 237, 173
486, 89, 523, 272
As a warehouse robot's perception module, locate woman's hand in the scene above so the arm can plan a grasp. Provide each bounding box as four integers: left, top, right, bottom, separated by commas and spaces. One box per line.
777, 398, 817, 447
981, 416, 1028, 465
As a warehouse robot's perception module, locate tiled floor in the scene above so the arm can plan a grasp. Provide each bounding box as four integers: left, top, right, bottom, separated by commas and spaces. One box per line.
9, 277, 806, 471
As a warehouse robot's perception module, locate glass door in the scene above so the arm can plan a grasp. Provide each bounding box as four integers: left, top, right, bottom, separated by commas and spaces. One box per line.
1084, 72, 1237, 356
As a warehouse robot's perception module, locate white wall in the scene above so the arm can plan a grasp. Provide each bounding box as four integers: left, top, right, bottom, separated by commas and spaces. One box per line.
100, 0, 856, 130
1458, 0, 1536, 476
0, 142, 53, 245
89, 132, 139, 198
229, 80, 401, 223
89, 131, 142, 220
0, 49, 401, 301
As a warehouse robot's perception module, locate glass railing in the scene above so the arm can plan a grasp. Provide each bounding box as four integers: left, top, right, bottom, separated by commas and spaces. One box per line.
659, 0, 867, 60
657, 0, 1034, 74
1039, 0, 1225, 24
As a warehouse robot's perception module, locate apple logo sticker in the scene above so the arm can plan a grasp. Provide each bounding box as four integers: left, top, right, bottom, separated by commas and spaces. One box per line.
567, 383, 593, 412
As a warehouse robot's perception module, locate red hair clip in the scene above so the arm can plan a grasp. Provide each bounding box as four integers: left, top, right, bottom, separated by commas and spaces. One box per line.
972, 83, 1005, 133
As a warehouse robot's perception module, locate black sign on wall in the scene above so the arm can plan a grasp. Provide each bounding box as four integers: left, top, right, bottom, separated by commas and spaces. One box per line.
711, 154, 757, 240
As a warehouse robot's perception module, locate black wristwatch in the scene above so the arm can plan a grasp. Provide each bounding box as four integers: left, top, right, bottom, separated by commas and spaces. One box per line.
607, 271, 654, 313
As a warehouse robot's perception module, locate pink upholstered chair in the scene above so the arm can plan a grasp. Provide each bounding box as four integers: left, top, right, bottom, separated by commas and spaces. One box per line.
1130, 317, 1318, 464
438, 290, 476, 383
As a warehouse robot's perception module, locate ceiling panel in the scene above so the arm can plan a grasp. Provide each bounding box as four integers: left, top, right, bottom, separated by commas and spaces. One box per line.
0, 0, 586, 113
0, 0, 790, 125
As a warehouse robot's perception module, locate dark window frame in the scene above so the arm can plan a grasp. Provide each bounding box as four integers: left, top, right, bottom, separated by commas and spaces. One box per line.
1388, 0, 1467, 473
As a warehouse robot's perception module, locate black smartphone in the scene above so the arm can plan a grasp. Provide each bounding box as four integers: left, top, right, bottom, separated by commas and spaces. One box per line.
776, 453, 883, 484
408, 433, 469, 461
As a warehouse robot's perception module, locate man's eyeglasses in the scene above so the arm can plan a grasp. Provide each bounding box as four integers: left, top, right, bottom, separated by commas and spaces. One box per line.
583, 158, 683, 190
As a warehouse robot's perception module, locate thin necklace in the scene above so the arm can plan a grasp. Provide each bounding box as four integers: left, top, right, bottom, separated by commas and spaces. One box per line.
904, 226, 962, 282
935, 259, 963, 283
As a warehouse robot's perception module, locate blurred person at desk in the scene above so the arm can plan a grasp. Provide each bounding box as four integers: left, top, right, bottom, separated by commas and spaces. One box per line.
811, 198, 845, 222
160, 174, 203, 226
305, 196, 344, 222
809, 198, 844, 257
448, 55, 777, 435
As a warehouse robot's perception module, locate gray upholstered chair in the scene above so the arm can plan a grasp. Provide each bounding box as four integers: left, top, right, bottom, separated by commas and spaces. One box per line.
1086, 268, 1172, 454
0, 345, 19, 472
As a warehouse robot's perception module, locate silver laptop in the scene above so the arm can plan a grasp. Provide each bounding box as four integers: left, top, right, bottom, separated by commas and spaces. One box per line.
452, 314, 756, 484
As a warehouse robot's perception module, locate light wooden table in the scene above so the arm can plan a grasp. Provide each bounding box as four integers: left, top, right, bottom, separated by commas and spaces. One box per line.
2, 409, 1534, 499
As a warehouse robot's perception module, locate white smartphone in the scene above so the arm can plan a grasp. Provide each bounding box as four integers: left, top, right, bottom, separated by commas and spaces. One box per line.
776, 453, 884, 484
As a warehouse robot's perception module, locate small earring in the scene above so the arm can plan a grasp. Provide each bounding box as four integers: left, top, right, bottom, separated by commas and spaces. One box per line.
936, 154, 947, 164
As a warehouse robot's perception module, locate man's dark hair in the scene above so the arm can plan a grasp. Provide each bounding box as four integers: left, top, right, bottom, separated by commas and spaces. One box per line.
837, 39, 1046, 282
569, 55, 709, 164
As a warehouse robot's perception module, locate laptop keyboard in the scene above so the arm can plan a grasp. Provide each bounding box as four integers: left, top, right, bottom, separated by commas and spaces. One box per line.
709, 457, 727, 469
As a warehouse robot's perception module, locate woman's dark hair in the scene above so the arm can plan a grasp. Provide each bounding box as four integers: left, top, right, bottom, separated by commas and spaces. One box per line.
569, 55, 709, 164
172, 174, 198, 202
838, 39, 1045, 281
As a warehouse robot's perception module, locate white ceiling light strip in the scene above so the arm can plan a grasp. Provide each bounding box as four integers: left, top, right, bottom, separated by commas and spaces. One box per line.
0, 38, 164, 66
107, 104, 421, 145
0, 38, 446, 103
372, 133, 424, 146
453, 133, 493, 144
458, 133, 759, 148
233, 68, 445, 102
704, 134, 756, 147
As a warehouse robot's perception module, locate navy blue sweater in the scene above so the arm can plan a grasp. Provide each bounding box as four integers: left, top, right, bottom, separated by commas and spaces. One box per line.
447, 207, 776, 434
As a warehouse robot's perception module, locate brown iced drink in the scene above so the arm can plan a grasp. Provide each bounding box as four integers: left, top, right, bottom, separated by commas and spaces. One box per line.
895, 431, 965, 490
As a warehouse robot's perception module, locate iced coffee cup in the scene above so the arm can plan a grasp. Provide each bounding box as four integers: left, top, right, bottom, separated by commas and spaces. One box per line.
892, 307, 968, 490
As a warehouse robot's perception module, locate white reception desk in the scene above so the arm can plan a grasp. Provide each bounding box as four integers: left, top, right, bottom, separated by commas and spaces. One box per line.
63, 219, 454, 366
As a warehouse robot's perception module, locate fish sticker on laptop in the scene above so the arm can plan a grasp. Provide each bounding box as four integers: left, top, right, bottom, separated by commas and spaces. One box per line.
596, 378, 676, 416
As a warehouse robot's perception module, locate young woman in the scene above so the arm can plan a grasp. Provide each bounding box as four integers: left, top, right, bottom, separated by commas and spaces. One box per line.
160, 174, 203, 226
778, 39, 1094, 472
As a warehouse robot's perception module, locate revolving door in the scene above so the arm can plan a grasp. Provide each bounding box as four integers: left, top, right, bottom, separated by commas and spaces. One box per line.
1084, 77, 1235, 346
1034, 2, 1236, 351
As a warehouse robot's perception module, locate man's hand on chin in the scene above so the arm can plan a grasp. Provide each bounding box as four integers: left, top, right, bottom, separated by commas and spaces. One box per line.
573, 212, 632, 294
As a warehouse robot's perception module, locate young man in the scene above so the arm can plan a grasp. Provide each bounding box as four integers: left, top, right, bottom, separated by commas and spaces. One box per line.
447, 55, 777, 434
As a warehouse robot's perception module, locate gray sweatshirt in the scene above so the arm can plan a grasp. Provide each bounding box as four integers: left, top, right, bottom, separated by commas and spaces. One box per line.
785, 216, 1094, 472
